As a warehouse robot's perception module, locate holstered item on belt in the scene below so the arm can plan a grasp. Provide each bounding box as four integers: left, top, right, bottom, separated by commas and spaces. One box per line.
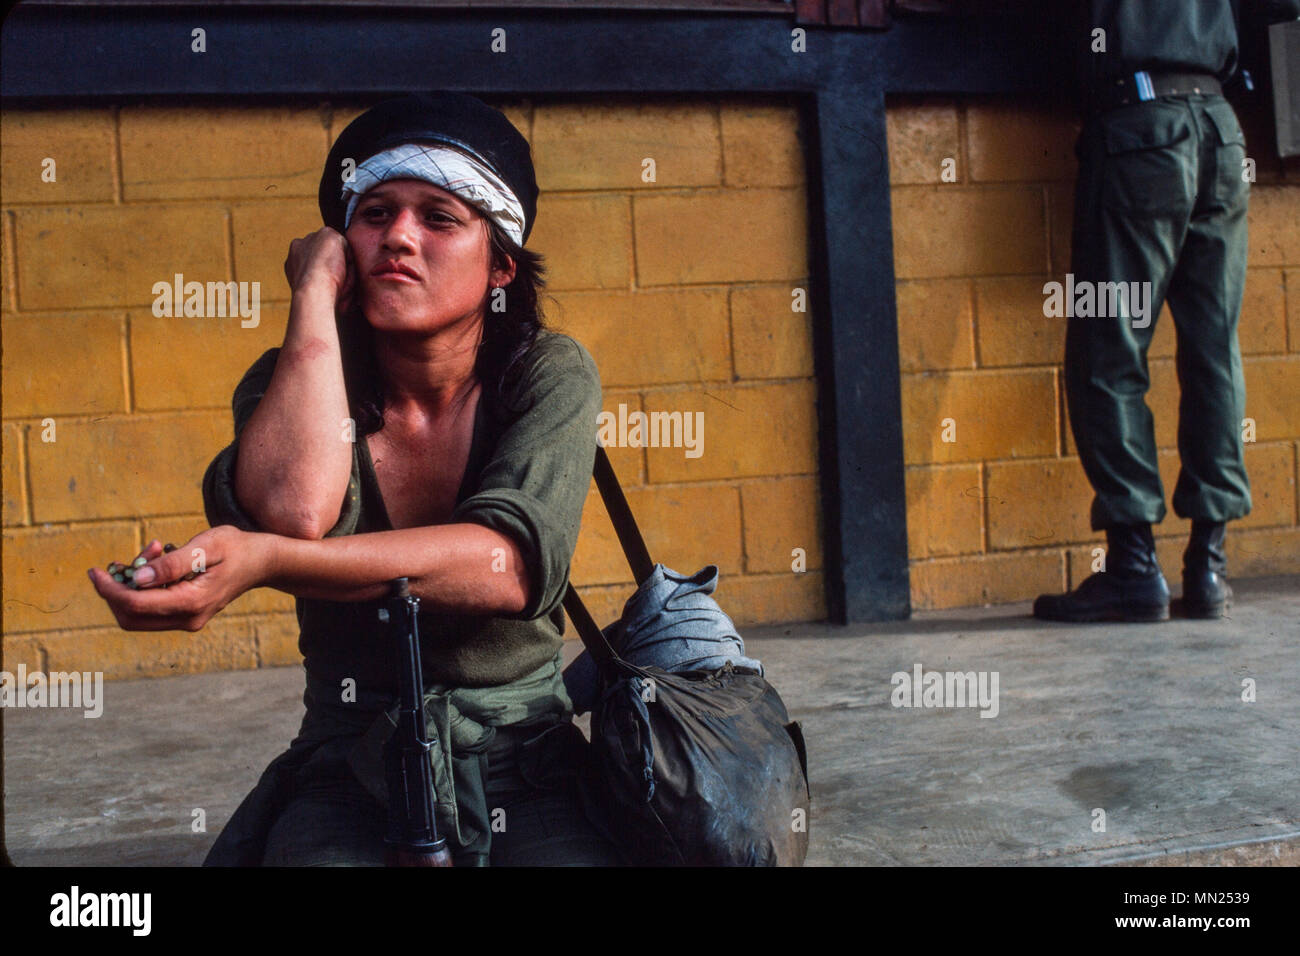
1089, 72, 1223, 115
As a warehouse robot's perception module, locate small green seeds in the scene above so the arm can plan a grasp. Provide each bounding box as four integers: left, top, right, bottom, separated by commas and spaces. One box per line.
104, 545, 204, 588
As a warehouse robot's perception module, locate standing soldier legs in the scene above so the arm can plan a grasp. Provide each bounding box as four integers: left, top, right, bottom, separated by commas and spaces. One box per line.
1035, 95, 1251, 622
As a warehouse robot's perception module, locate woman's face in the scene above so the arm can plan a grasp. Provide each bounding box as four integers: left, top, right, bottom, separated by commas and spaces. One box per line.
345, 178, 514, 336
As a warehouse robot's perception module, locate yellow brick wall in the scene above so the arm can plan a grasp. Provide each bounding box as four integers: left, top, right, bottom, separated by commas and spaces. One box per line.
889, 95, 1300, 609
0, 98, 825, 679
4, 94, 1296, 678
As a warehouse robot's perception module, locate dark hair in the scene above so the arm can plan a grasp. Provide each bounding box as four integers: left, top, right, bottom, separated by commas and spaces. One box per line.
338, 218, 547, 436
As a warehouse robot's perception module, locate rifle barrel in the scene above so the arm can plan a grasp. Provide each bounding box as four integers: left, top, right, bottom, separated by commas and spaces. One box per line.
383, 577, 453, 867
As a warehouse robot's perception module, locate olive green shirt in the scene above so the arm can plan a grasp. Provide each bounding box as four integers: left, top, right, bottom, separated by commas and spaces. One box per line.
1072, 0, 1300, 89
202, 330, 602, 693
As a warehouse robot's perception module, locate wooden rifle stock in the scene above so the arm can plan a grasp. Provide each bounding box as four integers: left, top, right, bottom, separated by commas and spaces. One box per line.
382, 577, 453, 867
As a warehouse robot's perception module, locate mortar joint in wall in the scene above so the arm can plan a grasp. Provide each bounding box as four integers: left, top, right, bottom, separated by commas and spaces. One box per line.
979, 461, 990, 554
111, 105, 124, 205
122, 310, 134, 414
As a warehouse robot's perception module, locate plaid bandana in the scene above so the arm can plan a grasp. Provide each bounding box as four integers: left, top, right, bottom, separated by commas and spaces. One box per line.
341, 142, 526, 245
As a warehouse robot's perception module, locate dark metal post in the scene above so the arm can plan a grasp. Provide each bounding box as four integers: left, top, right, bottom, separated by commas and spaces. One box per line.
809, 84, 911, 622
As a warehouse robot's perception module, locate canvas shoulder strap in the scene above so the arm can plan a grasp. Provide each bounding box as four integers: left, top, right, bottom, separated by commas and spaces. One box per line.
563, 445, 654, 673
593, 445, 654, 584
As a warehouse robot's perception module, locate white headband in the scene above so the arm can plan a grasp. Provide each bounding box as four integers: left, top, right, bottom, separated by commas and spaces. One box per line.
341, 142, 526, 246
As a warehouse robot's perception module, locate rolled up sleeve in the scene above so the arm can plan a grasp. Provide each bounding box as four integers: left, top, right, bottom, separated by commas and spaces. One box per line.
452, 335, 602, 621
202, 347, 363, 538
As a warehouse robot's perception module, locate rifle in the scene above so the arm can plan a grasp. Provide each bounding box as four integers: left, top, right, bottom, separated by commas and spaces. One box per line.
381, 577, 453, 867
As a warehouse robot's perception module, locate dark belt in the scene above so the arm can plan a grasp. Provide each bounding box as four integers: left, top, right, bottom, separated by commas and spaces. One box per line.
1089, 72, 1223, 115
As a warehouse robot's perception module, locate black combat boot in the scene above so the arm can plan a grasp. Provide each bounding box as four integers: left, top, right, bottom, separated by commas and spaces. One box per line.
1181, 519, 1232, 619
1033, 522, 1170, 622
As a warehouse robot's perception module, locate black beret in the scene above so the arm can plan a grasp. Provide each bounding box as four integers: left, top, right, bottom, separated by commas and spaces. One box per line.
318, 92, 539, 244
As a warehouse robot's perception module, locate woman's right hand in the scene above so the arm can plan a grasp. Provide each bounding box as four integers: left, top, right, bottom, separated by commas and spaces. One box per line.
284, 227, 354, 311
87, 527, 277, 633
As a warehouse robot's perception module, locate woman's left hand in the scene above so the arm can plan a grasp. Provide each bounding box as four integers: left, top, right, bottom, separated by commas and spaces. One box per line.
86, 525, 276, 632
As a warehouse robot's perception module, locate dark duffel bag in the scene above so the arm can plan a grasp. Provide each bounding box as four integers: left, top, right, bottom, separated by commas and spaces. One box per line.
563, 448, 810, 866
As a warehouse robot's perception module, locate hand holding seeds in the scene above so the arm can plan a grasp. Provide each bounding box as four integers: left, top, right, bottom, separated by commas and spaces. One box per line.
88, 527, 274, 633
105, 543, 202, 589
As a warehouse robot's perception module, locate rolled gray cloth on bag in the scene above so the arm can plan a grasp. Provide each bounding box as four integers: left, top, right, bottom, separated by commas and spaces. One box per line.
563, 564, 762, 714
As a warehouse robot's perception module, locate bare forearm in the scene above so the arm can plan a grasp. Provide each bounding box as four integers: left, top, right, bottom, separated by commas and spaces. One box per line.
260, 523, 531, 614
236, 284, 353, 536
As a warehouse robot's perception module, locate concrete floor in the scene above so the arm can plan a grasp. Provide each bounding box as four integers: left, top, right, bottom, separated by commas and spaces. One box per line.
4, 575, 1298, 866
